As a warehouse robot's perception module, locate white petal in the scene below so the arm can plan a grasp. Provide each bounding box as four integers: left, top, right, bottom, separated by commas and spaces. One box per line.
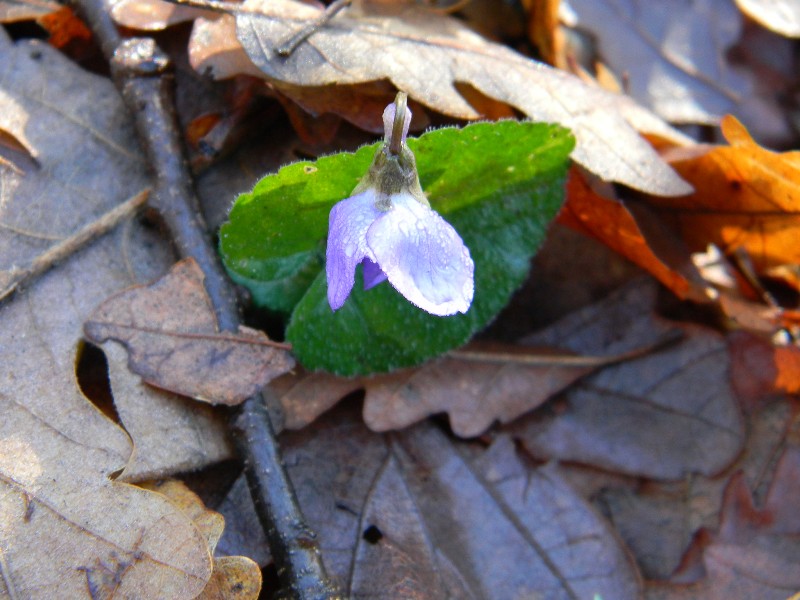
367, 193, 474, 316
326, 190, 381, 311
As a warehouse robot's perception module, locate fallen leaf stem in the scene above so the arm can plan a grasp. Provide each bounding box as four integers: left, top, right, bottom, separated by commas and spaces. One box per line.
449, 330, 684, 367
0, 188, 149, 303
65, 2, 338, 598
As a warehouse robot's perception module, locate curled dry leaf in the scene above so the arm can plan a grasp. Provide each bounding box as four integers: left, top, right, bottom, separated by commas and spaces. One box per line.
275, 402, 642, 598
655, 115, 800, 273
84, 259, 294, 406
0, 0, 60, 22
508, 278, 745, 479
558, 167, 701, 300
233, 0, 691, 195
274, 335, 678, 437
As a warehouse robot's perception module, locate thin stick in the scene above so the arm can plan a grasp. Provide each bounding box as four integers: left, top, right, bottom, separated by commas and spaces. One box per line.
276, 0, 352, 56
448, 330, 683, 367
0, 189, 149, 302
65, 2, 339, 598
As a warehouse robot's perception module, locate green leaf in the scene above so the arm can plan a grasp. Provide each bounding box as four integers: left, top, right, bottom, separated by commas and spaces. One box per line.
220, 121, 574, 375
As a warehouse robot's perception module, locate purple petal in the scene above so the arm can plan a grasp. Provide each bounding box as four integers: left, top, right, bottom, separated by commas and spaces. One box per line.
326, 190, 382, 311
362, 258, 388, 290
366, 192, 474, 316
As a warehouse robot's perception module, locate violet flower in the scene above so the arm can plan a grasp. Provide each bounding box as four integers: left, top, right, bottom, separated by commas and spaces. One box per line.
326, 92, 474, 317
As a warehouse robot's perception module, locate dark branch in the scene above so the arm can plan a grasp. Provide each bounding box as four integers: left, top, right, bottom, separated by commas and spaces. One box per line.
65, 3, 340, 598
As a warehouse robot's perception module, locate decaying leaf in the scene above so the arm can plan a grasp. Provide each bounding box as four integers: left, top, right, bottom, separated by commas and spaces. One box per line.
230, 0, 691, 195
0, 29, 149, 298
598, 398, 796, 580
104, 341, 234, 482
84, 259, 295, 406
655, 115, 800, 273
273, 402, 643, 598
508, 278, 745, 479
728, 330, 800, 408
647, 446, 800, 599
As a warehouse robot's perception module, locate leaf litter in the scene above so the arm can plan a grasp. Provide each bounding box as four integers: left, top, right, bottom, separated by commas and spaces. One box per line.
4, 0, 800, 597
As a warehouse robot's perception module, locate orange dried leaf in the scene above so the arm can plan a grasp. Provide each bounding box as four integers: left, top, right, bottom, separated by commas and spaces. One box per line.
559, 168, 696, 299
656, 115, 800, 272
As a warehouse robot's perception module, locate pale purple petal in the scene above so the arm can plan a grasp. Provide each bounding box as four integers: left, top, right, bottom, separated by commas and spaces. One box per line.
326, 190, 382, 310
366, 193, 474, 316
362, 258, 388, 290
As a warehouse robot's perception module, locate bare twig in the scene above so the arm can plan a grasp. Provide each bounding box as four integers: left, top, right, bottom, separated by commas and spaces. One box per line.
65, 2, 339, 598
449, 330, 684, 367
0, 189, 149, 303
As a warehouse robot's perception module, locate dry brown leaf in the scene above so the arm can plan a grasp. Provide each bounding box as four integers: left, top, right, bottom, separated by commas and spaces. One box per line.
728, 330, 800, 408
143, 480, 263, 600
564, 0, 780, 129
0, 248, 213, 599
599, 398, 797, 580
559, 167, 700, 300
274, 402, 642, 597
105, 341, 234, 482
647, 446, 800, 599
109, 0, 214, 30
233, 0, 691, 195
0, 0, 60, 22
0, 29, 149, 297
84, 259, 294, 406
654, 115, 800, 273
508, 278, 745, 479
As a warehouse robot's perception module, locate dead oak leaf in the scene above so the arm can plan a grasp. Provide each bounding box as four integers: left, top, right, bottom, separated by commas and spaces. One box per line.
85, 258, 294, 406
273, 402, 642, 598
654, 115, 800, 273
508, 278, 745, 479
0, 266, 213, 599
234, 0, 692, 195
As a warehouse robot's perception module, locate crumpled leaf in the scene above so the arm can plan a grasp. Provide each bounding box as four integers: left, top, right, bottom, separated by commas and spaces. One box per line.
727, 330, 800, 409
564, 0, 774, 127
734, 0, 800, 37
653, 115, 800, 273
272, 402, 643, 598
234, 0, 691, 195
508, 278, 745, 479
0, 29, 148, 297
85, 259, 295, 405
